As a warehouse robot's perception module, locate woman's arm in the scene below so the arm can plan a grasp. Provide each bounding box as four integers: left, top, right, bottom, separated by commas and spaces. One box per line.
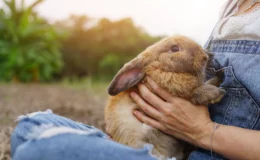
130, 77, 260, 160
201, 123, 260, 160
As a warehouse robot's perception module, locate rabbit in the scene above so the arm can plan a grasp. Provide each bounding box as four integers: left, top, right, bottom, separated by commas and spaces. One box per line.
104, 35, 225, 160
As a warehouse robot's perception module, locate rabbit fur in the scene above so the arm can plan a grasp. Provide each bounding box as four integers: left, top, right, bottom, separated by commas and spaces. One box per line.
105, 35, 225, 160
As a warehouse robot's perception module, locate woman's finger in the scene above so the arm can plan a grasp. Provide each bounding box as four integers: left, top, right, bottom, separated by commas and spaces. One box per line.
130, 92, 162, 120
137, 83, 168, 111
133, 110, 166, 131
147, 77, 175, 103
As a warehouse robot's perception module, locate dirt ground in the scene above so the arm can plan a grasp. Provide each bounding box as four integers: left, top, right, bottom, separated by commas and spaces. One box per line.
0, 83, 108, 160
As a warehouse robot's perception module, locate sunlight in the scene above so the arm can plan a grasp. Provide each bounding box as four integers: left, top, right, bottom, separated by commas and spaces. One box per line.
7, 0, 227, 44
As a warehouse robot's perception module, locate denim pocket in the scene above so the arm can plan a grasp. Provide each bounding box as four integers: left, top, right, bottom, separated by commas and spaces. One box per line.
208, 66, 260, 129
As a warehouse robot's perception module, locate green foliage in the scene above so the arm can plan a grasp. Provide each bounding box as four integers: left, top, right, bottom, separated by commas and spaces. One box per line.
0, 0, 163, 82
0, 0, 64, 82
59, 16, 162, 80
99, 54, 121, 75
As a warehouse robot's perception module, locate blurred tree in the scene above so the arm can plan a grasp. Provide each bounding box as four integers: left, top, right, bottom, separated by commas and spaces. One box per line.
0, 0, 64, 82
59, 16, 162, 80
99, 54, 121, 77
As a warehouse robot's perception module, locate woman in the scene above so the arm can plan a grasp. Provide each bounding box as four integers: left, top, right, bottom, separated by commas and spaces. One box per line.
131, 0, 260, 159
11, 0, 260, 159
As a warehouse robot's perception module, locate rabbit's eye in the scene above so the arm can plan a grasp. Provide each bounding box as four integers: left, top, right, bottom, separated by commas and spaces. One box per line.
170, 45, 180, 53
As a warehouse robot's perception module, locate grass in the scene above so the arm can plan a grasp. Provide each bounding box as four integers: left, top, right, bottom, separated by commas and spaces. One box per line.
59, 76, 110, 93
0, 79, 110, 160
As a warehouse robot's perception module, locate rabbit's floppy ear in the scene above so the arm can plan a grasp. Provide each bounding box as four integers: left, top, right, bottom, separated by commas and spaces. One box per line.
108, 56, 145, 96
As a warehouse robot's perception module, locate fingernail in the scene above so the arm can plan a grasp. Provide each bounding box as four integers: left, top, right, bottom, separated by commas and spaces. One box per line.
133, 110, 138, 115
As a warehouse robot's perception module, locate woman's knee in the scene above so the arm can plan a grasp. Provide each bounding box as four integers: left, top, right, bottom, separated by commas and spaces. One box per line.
11, 109, 106, 157
11, 110, 58, 157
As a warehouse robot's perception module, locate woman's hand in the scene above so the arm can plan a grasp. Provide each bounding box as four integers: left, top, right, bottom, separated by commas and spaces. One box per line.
130, 77, 213, 146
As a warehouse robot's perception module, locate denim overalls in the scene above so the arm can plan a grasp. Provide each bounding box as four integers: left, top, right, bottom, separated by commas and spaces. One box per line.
189, 39, 260, 159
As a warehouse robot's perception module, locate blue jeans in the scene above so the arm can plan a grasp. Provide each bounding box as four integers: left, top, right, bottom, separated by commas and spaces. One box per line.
11, 40, 260, 160
11, 110, 158, 160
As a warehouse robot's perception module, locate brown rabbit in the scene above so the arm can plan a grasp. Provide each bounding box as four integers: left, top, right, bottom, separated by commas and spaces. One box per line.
105, 35, 225, 160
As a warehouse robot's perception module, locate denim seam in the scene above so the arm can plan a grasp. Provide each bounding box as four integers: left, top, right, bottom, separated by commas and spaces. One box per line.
252, 108, 260, 129
228, 66, 247, 89
208, 40, 260, 55
240, 90, 260, 129
210, 48, 260, 55
207, 66, 243, 88
221, 66, 260, 108
228, 66, 260, 108
221, 88, 260, 129
222, 89, 234, 126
